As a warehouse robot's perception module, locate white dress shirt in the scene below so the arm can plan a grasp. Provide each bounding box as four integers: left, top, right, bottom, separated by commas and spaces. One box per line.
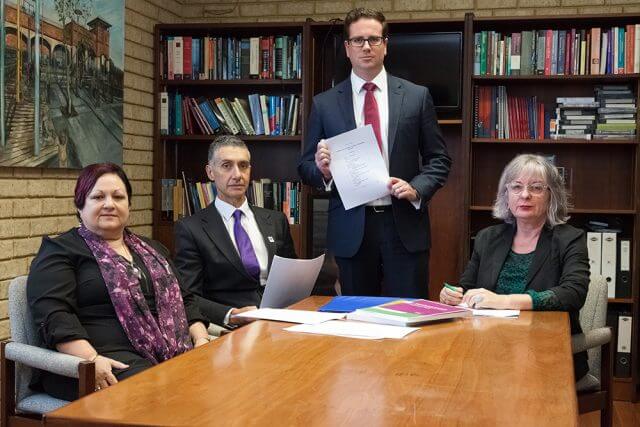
214, 197, 269, 286
350, 68, 392, 206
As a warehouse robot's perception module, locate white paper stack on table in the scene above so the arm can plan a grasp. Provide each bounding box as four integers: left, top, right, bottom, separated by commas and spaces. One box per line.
234, 308, 344, 324
285, 320, 418, 340
457, 303, 520, 318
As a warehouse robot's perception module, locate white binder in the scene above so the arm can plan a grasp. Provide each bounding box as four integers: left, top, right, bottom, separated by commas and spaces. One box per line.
586, 232, 602, 277
618, 315, 632, 353
601, 232, 617, 298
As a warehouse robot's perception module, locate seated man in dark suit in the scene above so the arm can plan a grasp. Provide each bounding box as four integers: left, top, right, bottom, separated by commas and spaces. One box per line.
174, 135, 297, 328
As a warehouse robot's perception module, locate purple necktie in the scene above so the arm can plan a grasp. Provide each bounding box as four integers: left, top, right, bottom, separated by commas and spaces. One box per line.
233, 210, 260, 280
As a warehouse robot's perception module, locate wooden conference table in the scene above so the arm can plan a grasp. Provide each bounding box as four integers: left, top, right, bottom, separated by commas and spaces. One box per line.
44, 296, 578, 426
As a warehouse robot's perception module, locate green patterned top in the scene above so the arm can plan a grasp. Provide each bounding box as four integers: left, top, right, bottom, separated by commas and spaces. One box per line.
496, 250, 561, 310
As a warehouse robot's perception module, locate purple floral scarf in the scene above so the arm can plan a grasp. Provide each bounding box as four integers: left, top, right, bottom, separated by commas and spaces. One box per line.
78, 225, 192, 364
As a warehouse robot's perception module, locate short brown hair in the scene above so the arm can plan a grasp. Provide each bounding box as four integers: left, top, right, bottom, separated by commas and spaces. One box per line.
343, 8, 388, 39
208, 135, 249, 163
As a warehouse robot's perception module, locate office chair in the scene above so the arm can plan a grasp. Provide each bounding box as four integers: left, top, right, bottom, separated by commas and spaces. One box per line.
572, 275, 613, 427
1, 276, 95, 427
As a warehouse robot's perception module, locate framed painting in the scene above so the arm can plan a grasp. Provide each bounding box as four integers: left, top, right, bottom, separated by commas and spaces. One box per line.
0, 0, 124, 168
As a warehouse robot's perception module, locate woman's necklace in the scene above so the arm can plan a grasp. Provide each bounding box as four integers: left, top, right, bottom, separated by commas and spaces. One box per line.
118, 242, 142, 280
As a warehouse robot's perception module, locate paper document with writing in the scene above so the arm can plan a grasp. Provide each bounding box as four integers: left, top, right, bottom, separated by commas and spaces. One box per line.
285, 320, 418, 340
326, 125, 390, 210
234, 308, 345, 324
260, 254, 325, 309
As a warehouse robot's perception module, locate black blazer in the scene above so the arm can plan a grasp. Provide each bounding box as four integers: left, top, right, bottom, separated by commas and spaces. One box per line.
174, 203, 296, 326
460, 223, 590, 379
298, 74, 451, 257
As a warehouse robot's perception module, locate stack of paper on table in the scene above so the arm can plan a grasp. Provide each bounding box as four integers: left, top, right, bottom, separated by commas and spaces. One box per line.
457, 303, 520, 318
346, 299, 471, 326
285, 320, 418, 340
234, 308, 345, 324
471, 309, 520, 318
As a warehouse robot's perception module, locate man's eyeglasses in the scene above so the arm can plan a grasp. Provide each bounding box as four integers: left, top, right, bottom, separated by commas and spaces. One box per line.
506, 182, 549, 196
347, 36, 386, 47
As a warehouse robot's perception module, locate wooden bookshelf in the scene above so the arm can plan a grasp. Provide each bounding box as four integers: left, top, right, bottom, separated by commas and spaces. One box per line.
464, 13, 640, 402
473, 74, 640, 82
471, 138, 638, 144
159, 135, 302, 142
160, 79, 303, 86
153, 22, 308, 257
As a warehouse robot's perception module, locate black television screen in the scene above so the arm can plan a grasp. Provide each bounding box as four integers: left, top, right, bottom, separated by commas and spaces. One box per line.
332, 32, 463, 112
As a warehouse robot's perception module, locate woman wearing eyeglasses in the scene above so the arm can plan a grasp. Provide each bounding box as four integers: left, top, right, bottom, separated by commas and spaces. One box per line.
440, 153, 590, 380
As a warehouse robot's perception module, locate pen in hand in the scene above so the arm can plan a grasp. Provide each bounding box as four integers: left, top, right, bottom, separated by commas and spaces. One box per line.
442, 282, 464, 306
443, 283, 461, 293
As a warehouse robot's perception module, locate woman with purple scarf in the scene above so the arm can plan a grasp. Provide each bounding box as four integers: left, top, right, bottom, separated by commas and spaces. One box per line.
27, 163, 210, 401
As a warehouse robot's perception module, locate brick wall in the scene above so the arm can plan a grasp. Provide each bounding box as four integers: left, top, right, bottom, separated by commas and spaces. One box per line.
0, 0, 181, 340
2, 0, 639, 340
180, 0, 640, 22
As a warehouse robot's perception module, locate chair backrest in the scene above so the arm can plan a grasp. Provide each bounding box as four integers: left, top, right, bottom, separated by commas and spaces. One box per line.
8, 275, 42, 403
579, 275, 608, 381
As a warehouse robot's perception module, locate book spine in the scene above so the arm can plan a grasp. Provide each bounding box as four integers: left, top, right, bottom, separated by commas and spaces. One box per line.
175, 93, 183, 135
160, 92, 169, 135
260, 95, 271, 135
215, 98, 242, 134
474, 33, 481, 75
480, 31, 487, 75
183, 36, 192, 80
168, 37, 174, 79
626, 24, 634, 74
544, 30, 552, 75
557, 31, 566, 75
550, 30, 558, 75
590, 28, 601, 75
174, 36, 183, 79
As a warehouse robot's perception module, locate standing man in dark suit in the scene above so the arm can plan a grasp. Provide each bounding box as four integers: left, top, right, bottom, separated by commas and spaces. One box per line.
175, 135, 297, 328
298, 8, 451, 298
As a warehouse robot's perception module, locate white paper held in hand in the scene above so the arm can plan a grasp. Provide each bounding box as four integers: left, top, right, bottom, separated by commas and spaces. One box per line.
326, 125, 390, 210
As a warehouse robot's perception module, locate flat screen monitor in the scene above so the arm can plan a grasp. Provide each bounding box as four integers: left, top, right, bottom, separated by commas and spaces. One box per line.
333, 32, 463, 112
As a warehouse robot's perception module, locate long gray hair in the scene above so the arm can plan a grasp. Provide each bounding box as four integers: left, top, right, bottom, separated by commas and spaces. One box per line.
492, 154, 570, 226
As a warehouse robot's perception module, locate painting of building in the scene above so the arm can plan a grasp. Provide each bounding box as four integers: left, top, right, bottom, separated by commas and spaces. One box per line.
0, 0, 124, 168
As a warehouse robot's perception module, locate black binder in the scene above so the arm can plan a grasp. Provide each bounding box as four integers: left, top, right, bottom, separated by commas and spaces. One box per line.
616, 238, 631, 298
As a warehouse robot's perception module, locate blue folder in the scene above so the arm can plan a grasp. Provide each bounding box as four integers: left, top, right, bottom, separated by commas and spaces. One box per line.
318, 296, 413, 313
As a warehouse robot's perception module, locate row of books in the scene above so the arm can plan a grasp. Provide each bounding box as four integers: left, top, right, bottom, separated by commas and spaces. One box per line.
248, 179, 302, 225
160, 93, 301, 136
159, 34, 302, 80
473, 85, 551, 139
160, 177, 302, 224
474, 25, 640, 76
552, 86, 636, 140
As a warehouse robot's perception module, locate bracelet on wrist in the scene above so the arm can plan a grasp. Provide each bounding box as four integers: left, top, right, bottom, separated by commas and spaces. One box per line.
89, 353, 99, 362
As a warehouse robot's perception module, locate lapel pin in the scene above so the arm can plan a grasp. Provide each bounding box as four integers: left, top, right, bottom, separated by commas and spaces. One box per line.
268, 236, 275, 243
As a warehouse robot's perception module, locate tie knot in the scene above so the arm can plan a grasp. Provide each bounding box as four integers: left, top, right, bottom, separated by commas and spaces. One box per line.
363, 82, 377, 92
233, 209, 243, 221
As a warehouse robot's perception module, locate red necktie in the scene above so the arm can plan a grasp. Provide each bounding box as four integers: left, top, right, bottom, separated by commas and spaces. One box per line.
363, 82, 383, 153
